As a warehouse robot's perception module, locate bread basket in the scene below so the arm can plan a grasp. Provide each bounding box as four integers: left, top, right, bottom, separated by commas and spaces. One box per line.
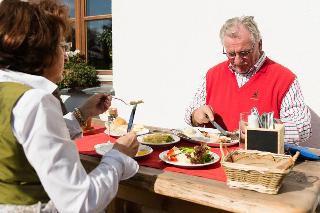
220, 144, 299, 194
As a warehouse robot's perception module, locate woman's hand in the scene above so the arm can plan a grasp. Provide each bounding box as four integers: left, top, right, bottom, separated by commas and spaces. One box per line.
79, 93, 112, 120
113, 132, 139, 157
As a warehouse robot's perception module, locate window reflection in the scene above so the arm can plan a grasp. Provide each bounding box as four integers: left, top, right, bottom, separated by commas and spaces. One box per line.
86, 0, 111, 16
87, 20, 112, 69
70, 26, 76, 51
63, 0, 75, 18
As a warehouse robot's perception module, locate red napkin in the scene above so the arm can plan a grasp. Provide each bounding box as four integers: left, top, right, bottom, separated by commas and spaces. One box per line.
76, 125, 114, 156
137, 143, 232, 182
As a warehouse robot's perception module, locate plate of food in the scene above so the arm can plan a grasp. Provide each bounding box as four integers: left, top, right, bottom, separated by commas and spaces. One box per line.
135, 144, 153, 158
94, 143, 153, 159
159, 144, 220, 168
137, 133, 180, 146
174, 127, 239, 147
104, 117, 149, 137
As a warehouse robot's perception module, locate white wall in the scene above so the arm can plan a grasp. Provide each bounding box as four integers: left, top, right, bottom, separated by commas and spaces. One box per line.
113, 0, 320, 145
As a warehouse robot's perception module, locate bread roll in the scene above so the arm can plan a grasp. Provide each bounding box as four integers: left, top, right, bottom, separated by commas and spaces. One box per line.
112, 117, 127, 127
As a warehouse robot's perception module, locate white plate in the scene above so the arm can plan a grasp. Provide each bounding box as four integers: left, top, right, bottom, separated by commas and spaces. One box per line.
104, 125, 150, 137
181, 127, 239, 147
94, 143, 153, 158
94, 142, 114, 155
159, 150, 220, 168
135, 144, 153, 158
137, 133, 180, 146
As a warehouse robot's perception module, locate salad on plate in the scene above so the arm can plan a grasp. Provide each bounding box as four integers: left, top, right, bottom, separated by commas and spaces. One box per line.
159, 144, 220, 167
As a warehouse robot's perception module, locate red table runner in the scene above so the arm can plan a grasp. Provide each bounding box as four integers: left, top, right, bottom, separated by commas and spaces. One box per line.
76, 125, 241, 182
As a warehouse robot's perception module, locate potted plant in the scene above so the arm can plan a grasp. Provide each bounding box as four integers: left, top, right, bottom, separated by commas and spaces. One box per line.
58, 50, 101, 113
58, 50, 101, 93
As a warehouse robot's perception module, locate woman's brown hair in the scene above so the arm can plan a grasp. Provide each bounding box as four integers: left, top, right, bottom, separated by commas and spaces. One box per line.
0, 0, 70, 75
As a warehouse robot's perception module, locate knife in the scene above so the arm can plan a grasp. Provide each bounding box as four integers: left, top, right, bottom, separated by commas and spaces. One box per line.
170, 129, 192, 141
127, 104, 137, 132
210, 120, 229, 136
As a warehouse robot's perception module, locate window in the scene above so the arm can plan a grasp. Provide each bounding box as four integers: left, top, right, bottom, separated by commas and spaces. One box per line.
63, 0, 112, 84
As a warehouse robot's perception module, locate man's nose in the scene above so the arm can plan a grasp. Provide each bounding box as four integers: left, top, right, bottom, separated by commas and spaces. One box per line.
233, 54, 242, 65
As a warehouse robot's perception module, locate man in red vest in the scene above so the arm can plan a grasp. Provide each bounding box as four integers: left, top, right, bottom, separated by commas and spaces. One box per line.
185, 16, 311, 144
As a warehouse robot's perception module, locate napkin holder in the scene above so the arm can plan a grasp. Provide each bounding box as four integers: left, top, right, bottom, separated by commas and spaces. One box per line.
245, 123, 285, 154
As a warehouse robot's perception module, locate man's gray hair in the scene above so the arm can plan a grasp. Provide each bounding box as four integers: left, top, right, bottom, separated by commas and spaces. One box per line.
219, 16, 261, 45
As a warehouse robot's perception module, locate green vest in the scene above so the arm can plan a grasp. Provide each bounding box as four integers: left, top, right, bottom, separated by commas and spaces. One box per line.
0, 82, 49, 204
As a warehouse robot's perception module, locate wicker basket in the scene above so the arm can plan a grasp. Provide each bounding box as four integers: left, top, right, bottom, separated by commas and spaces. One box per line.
220, 144, 299, 194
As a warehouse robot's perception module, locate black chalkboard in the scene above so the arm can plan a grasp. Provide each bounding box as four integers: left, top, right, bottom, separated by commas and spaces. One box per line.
246, 130, 279, 153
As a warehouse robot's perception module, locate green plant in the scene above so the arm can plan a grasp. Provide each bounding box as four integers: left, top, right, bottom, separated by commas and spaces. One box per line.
58, 51, 101, 90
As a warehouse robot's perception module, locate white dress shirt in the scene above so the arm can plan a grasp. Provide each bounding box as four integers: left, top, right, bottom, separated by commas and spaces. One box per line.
184, 53, 312, 144
0, 69, 139, 213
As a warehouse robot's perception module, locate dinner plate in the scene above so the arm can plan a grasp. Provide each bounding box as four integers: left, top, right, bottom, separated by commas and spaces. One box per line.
94, 143, 153, 159
159, 150, 220, 168
104, 124, 150, 137
134, 144, 153, 158
177, 127, 239, 147
137, 133, 180, 146
94, 142, 114, 155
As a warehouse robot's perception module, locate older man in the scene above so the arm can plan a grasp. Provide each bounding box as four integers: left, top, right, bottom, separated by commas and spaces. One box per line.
185, 16, 311, 144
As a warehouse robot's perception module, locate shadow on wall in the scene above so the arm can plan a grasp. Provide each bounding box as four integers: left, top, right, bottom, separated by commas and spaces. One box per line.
63, 92, 91, 113
60, 86, 115, 113
302, 108, 320, 149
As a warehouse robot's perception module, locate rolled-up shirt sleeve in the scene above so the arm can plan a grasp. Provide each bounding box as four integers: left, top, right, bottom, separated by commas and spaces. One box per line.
184, 76, 206, 126
280, 78, 312, 144
12, 89, 139, 213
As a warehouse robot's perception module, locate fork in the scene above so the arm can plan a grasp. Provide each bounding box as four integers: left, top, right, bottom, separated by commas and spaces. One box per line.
112, 96, 129, 105
112, 96, 144, 106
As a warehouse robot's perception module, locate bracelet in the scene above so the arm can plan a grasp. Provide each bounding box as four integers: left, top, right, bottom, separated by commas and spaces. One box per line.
73, 108, 86, 127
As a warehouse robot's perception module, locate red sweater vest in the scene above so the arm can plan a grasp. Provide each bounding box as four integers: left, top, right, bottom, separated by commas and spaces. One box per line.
206, 58, 295, 131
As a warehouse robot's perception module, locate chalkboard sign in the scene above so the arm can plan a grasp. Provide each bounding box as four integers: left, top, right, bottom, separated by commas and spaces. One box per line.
245, 124, 284, 154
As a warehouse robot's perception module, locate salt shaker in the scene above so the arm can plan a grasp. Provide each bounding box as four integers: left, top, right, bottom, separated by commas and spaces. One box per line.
248, 110, 259, 128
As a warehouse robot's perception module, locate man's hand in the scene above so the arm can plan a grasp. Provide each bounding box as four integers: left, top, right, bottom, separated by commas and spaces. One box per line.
191, 105, 214, 126
113, 132, 139, 157
79, 93, 112, 120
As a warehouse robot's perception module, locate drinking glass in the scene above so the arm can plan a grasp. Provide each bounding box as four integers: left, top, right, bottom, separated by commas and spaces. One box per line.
82, 117, 93, 132
105, 107, 118, 143
239, 112, 250, 143
106, 114, 116, 143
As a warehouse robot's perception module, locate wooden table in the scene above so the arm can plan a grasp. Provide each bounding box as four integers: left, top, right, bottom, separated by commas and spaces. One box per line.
81, 119, 320, 213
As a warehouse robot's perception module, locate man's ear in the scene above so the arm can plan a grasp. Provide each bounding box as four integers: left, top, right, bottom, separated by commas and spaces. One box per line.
259, 40, 262, 51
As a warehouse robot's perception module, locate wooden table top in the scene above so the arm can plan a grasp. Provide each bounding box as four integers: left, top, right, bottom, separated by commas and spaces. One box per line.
82, 118, 320, 213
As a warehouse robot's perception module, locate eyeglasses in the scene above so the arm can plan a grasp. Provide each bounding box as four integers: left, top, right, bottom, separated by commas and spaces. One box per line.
223, 43, 255, 59
59, 42, 72, 52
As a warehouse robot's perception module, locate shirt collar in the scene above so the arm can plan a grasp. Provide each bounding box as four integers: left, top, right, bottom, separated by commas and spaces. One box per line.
0, 68, 57, 94
228, 52, 267, 75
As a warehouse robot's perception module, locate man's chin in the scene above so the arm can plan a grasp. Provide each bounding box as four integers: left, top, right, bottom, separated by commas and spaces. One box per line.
235, 68, 249, 74
238, 70, 248, 74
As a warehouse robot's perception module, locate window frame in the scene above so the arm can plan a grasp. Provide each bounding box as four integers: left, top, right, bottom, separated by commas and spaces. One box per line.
68, 0, 113, 83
